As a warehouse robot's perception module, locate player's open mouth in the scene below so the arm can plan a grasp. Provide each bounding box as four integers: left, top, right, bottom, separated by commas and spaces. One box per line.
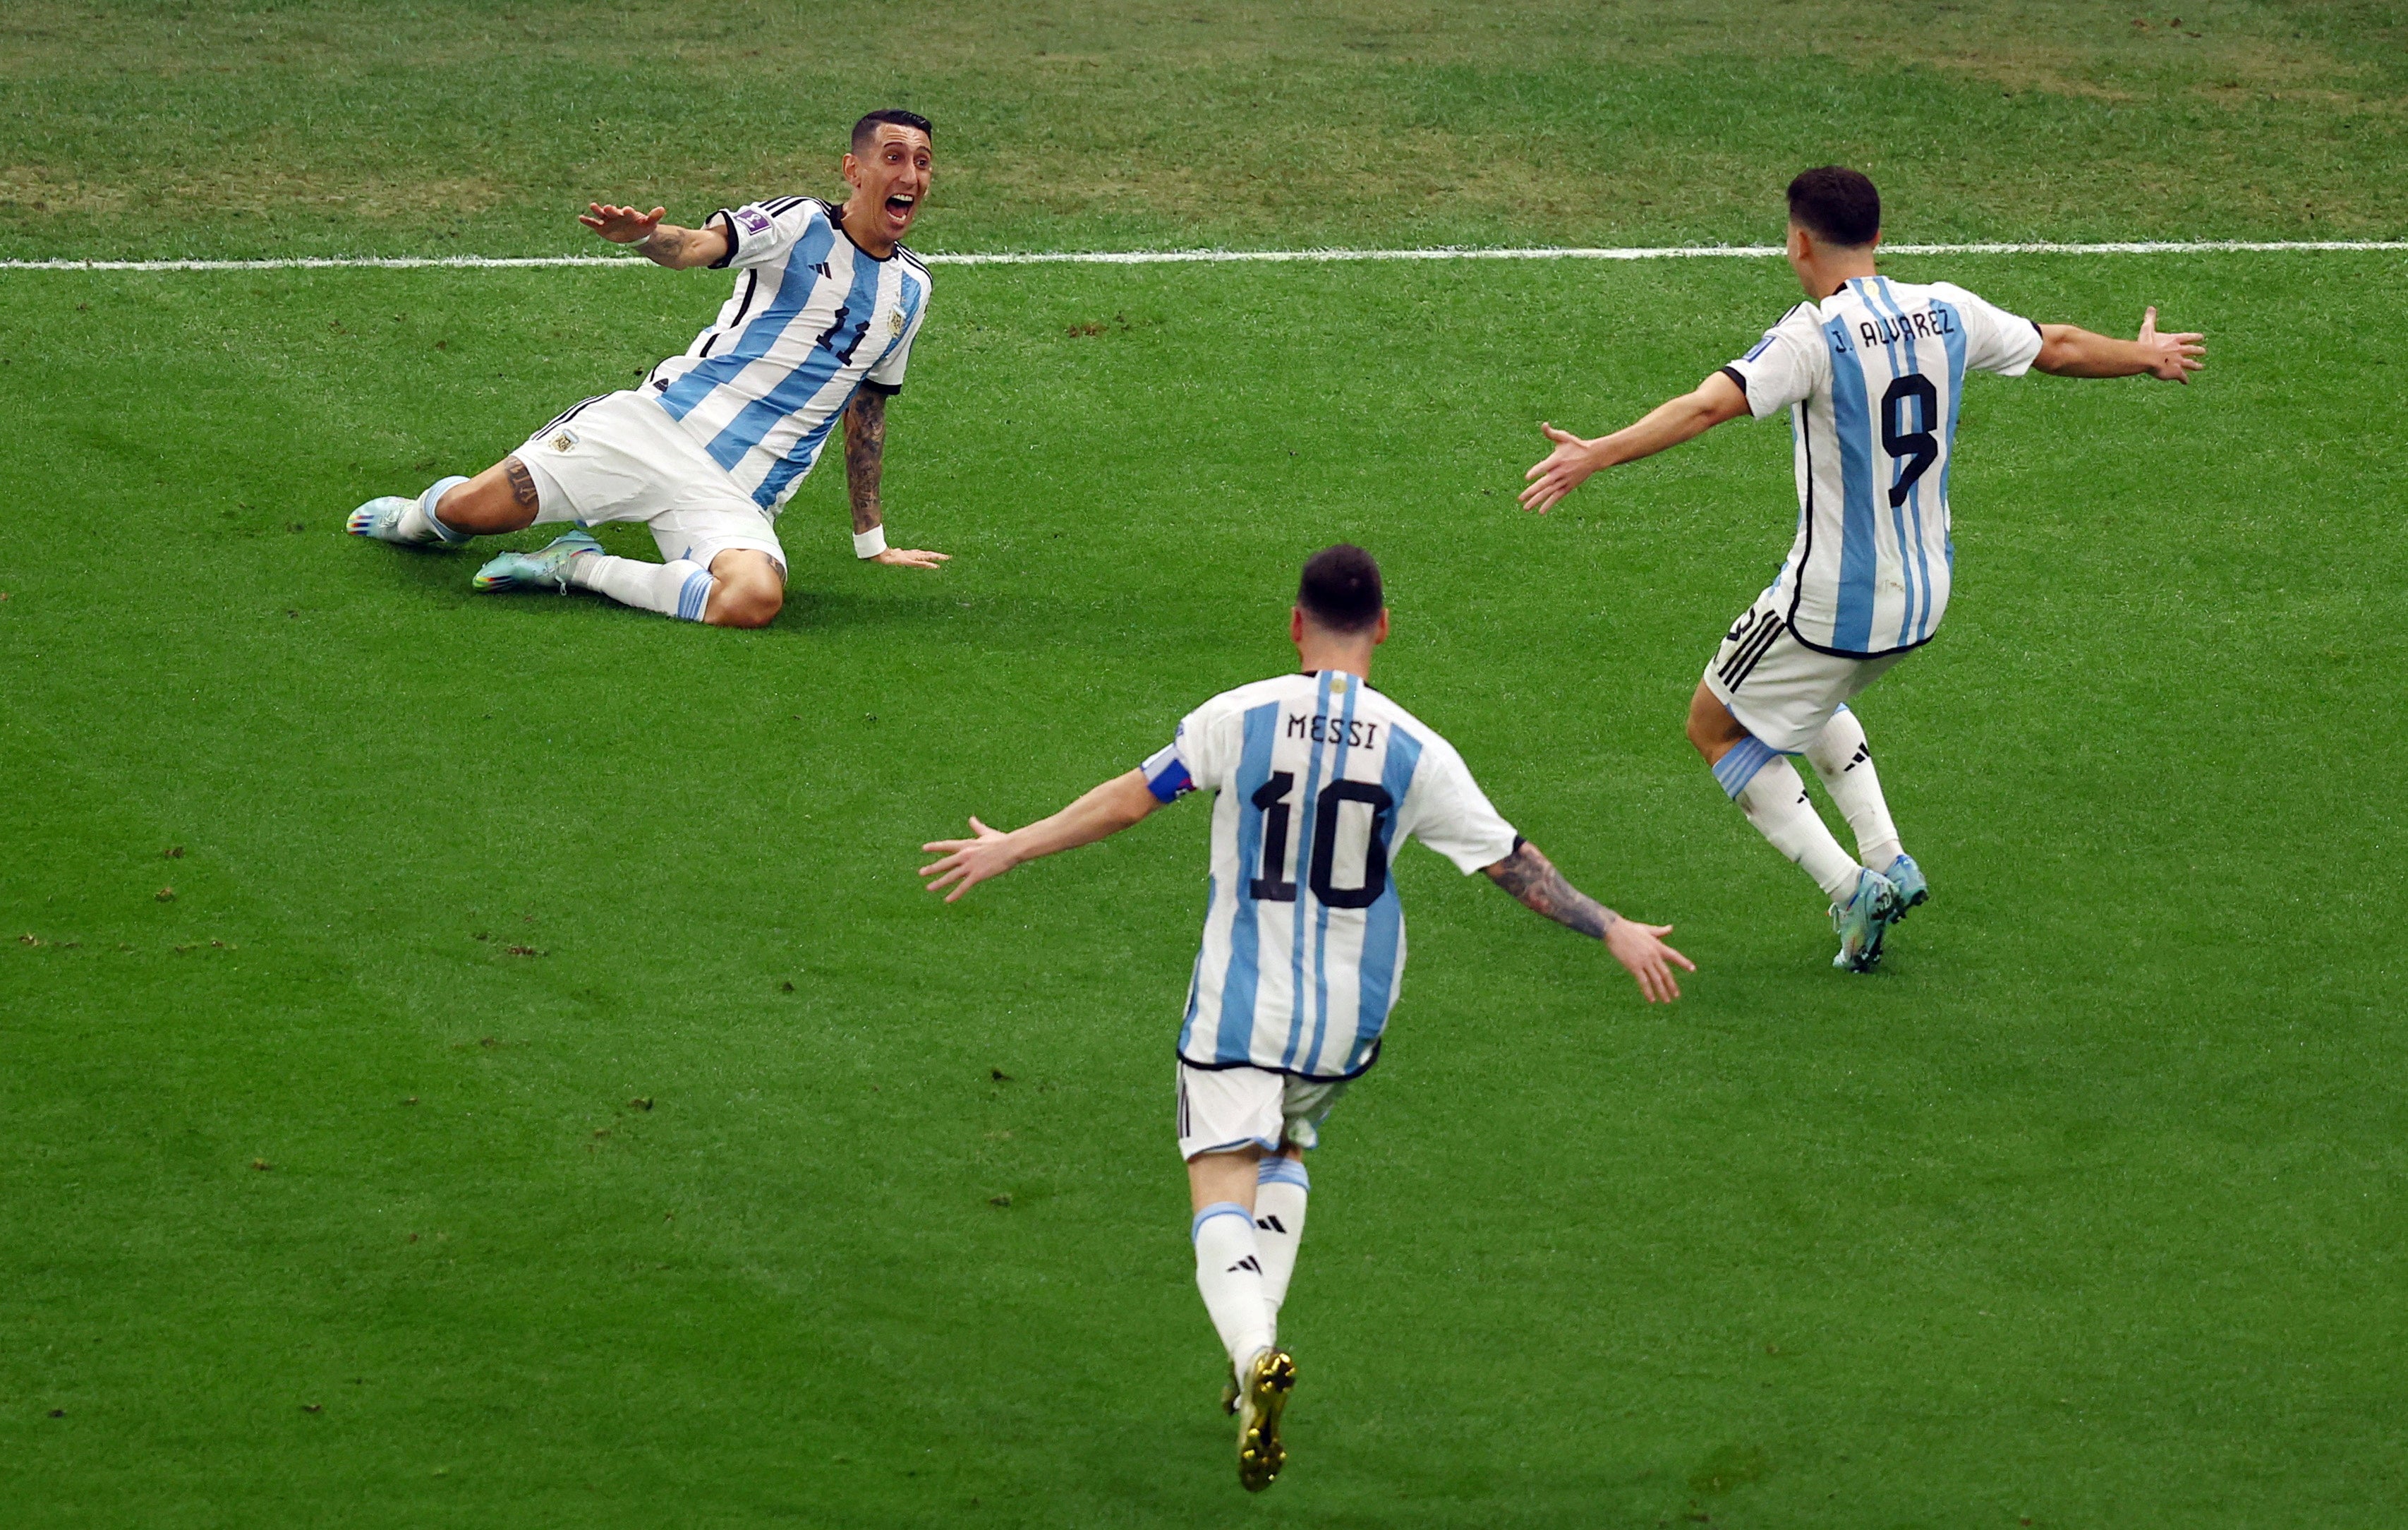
885, 194, 916, 218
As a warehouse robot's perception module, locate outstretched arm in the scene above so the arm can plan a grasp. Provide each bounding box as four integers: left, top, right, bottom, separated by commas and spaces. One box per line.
843, 391, 950, 570
2035, 306, 2204, 381
1519, 369, 1750, 514
1482, 839, 1695, 1002
920, 769, 1161, 902
579, 203, 732, 270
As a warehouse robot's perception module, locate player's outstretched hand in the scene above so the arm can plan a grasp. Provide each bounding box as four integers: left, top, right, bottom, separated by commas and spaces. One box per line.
581, 203, 667, 244
920, 817, 1021, 902
2136, 306, 2206, 383
1604, 919, 1694, 1003
872, 547, 952, 570
1519, 423, 1599, 514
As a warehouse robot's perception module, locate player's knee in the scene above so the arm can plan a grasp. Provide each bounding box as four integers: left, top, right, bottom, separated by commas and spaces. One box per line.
1684, 709, 1721, 759
706, 578, 782, 629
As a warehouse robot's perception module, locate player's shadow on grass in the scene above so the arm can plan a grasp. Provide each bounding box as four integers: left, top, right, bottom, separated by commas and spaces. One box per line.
357, 536, 1106, 641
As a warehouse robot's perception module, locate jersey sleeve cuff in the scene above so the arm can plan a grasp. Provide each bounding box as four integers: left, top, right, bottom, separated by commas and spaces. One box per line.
1717, 365, 1750, 404
706, 210, 739, 269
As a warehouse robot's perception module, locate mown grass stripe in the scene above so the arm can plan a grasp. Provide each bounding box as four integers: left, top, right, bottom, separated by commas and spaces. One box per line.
5, 240, 2405, 273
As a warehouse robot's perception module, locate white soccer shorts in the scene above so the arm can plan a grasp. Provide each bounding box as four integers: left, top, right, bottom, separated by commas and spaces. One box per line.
1702, 589, 1907, 754
1176, 1061, 1348, 1162
513, 390, 788, 572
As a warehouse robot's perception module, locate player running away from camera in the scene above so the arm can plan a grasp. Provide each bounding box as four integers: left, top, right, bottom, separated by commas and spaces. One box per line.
345, 109, 946, 627
1520, 167, 2204, 971
918, 546, 1692, 1492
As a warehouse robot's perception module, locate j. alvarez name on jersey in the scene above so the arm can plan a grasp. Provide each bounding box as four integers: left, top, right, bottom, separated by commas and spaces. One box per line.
1841, 305, 1962, 352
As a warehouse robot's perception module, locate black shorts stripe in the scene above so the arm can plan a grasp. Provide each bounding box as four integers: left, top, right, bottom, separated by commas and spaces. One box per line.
533, 394, 607, 438
1720, 613, 1786, 689
1729, 618, 1786, 689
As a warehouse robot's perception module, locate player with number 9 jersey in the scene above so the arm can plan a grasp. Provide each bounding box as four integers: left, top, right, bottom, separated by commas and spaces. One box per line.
1725, 273, 2040, 658
1518, 166, 2203, 972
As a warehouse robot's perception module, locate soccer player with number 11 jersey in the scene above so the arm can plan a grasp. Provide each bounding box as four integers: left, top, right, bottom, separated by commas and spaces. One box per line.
1521, 167, 2206, 970
919, 545, 1691, 1491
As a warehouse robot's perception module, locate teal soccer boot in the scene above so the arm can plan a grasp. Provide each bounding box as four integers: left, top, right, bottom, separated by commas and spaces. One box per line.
473, 529, 601, 593
1830, 867, 1903, 972
1883, 853, 1929, 918
349, 476, 470, 546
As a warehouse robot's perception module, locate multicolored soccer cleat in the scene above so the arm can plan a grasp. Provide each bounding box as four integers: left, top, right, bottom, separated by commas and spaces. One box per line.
1236, 1347, 1296, 1493
348, 476, 471, 546
1830, 867, 1903, 972
1883, 853, 1929, 917
472, 529, 601, 593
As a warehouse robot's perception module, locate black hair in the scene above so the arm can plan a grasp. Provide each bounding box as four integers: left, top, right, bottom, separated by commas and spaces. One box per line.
852, 109, 933, 152
1786, 166, 1881, 248
1297, 544, 1384, 633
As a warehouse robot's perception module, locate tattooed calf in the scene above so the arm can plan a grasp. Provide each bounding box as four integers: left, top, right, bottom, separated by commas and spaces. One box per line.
504, 457, 540, 511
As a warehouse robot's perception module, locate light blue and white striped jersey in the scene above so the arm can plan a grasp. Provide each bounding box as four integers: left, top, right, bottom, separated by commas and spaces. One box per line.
1140, 670, 1518, 1081
1723, 275, 2041, 657
640, 197, 929, 514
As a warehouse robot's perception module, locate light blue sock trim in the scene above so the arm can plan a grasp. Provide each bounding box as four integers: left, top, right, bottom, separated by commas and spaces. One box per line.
1256, 1156, 1310, 1191
418, 476, 468, 541
674, 568, 714, 622
1712, 734, 1783, 800
1191, 1202, 1252, 1241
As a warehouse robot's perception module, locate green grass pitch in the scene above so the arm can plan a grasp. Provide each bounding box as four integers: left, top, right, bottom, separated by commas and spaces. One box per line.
6, 2, 2408, 1526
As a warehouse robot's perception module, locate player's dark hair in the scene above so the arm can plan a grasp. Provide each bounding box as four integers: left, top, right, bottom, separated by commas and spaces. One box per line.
1297, 544, 1384, 633
1786, 166, 1881, 248
852, 109, 933, 152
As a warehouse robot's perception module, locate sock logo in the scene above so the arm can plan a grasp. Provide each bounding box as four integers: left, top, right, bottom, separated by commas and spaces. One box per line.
1846, 744, 1870, 771
1227, 1255, 1263, 1275
1255, 1215, 1287, 1234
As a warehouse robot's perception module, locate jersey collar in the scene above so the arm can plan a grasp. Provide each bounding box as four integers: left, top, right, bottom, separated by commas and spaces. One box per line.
827, 199, 897, 263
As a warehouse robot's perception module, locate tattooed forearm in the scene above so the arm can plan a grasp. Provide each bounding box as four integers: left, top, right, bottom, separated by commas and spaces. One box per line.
637, 225, 695, 266
843, 390, 887, 533
1482, 841, 1619, 940
504, 457, 539, 510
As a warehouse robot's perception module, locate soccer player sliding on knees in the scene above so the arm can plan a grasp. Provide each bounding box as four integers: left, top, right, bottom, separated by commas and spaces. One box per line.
345, 111, 948, 628
919, 546, 1691, 1493
1521, 166, 2205, 971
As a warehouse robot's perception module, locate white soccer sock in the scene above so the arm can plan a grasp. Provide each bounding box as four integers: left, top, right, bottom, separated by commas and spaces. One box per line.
1252, 1156, 1310, 1343
1724, 747, 1862, 903
1805, 706, 1903, 870
569, 555, 715, 622
1192, 1203, 1275, 1373
396, 475, 468, 543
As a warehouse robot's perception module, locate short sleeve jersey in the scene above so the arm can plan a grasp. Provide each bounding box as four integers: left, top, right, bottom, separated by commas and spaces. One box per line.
641, 197, 930, 515
1139, 670, 1518, 1081
1722, 275, 2041, 657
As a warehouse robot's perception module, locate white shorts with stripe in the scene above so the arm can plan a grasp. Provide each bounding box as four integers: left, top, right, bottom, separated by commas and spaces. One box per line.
514, 390, 788, 573
1176, 1061, 1349, 1162
1702, 589, 1906, 754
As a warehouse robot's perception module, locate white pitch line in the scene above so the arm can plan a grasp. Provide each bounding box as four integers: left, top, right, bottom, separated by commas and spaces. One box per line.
1, 239, 2403, 272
